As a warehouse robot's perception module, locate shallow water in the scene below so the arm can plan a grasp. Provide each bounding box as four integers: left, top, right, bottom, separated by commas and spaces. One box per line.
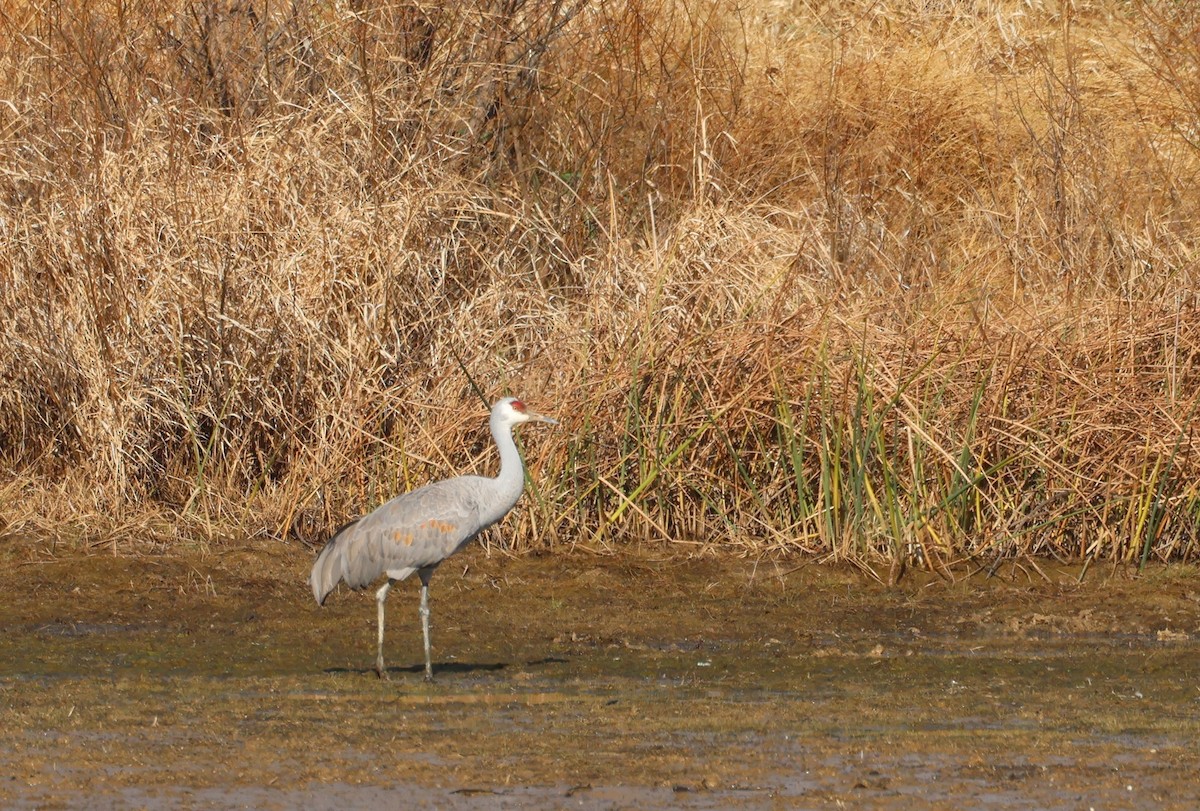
1, 542, 1198, 809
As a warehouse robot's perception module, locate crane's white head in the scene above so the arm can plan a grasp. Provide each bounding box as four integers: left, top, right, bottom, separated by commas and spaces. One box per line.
491, 396, 559, 428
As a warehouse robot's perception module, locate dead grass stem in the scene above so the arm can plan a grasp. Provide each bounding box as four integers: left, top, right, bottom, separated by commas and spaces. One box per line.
2, 1, 1199, 568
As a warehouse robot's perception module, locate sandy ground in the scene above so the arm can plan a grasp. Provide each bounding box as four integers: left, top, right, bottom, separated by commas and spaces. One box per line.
1, 538, 1198, 809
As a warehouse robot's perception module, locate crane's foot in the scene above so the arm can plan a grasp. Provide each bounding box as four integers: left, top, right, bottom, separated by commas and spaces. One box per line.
374, 661, 389, 680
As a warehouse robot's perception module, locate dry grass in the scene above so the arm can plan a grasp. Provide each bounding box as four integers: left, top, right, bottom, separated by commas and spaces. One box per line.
2, 0, 1200, 569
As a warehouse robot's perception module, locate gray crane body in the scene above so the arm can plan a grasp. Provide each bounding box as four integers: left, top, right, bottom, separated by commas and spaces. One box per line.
309, 397, 556, 679
310, 473, 519, 601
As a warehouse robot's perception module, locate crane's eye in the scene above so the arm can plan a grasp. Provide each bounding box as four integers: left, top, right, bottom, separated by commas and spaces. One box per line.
511, 399, 527, 412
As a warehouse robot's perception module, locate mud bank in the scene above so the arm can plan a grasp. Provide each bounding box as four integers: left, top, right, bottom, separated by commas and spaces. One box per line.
2, 542, 1198, 809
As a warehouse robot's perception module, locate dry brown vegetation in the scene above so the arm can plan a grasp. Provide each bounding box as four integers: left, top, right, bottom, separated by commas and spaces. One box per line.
3, 0, 1200, 569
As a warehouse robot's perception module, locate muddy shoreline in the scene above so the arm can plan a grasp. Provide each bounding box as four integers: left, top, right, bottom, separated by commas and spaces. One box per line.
2, 541, 1198, 809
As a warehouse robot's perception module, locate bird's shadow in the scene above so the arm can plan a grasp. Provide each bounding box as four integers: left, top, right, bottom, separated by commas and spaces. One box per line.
324, 657, 568, 677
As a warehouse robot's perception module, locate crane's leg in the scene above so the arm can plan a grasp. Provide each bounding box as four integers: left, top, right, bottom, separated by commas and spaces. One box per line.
418, 569, 434, 682
375, 579, 393, 679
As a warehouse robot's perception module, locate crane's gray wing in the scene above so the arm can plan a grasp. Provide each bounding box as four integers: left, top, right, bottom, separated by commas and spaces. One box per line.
309, 518, 362, 604
310, 477, 488, 605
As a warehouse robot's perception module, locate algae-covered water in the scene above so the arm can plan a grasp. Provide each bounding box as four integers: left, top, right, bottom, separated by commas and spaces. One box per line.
1, 541, 1198, 809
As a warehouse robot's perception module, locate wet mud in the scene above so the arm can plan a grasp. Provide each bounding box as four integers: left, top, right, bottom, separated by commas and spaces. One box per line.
1, 540, 1198, 809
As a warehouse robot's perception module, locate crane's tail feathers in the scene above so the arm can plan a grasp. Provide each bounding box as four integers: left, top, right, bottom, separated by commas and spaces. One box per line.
309, 518, 361, 606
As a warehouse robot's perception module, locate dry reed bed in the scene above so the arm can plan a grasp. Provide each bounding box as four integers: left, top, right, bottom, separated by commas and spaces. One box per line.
2, 0, 1200, 568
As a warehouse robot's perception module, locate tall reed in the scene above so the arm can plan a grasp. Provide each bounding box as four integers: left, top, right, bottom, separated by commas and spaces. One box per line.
2, 1, 1199, 569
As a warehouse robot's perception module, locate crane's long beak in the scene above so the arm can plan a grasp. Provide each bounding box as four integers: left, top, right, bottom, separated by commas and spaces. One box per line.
531, 411, 559, 425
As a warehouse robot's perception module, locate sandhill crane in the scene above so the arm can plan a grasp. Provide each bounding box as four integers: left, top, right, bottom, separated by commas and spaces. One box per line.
309, 397, 558, 680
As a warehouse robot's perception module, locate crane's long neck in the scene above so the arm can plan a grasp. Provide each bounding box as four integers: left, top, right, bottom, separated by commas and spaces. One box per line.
484, 416, 526, 526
